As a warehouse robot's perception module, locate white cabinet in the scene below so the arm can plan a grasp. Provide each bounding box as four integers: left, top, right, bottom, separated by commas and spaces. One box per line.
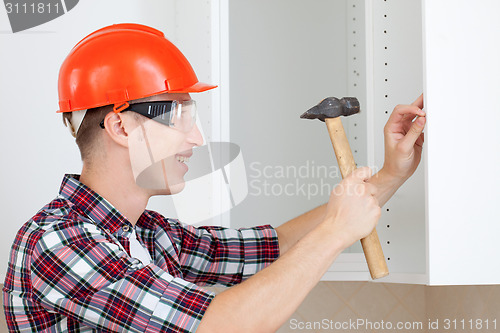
423, 0, 500, 285
220, 0, 500, 285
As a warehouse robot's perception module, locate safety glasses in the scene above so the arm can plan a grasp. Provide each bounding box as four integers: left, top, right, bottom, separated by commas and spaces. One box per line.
100, 100, 197, 132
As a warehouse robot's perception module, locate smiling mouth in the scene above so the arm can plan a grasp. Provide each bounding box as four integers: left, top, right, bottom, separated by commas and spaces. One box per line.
176, 155, 190, 163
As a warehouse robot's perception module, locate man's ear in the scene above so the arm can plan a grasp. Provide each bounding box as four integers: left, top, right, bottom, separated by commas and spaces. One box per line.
102, 112, 130, 148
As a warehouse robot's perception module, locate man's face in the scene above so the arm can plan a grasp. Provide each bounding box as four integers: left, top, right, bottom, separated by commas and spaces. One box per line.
127, 93, 203, 195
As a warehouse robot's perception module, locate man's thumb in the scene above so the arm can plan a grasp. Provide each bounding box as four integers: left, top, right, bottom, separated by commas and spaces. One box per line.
400, 116, 426, 152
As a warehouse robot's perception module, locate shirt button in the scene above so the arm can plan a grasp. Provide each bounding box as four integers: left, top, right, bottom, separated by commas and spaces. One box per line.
122, 225, 130, 232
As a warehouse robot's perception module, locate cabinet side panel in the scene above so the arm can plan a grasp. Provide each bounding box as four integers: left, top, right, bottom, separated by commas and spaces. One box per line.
373, 0, 426, 275
424, 0, 500, 285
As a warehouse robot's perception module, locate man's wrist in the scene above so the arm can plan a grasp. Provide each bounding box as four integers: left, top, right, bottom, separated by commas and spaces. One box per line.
370, 167, 406, 189
368, 167, 405, 207
318, 217, 352, 252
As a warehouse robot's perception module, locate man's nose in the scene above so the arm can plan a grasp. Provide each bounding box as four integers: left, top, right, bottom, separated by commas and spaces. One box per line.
187, 124, 204, 146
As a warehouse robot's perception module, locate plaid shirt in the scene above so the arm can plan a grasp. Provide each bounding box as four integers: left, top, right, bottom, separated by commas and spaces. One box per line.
3, 174, 279, 332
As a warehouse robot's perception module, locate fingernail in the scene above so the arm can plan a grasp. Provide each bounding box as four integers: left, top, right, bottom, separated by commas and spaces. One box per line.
417, 117, 425, 126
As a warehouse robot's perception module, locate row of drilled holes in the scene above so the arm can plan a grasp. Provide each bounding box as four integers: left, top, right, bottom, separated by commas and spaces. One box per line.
352, 0, 392, 260
382, 1, 391, 262
352, 2, 360, 153
351, 1, 392, 261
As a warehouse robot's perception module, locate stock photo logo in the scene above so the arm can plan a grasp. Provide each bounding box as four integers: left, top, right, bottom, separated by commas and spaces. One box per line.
4, 0, 79, 32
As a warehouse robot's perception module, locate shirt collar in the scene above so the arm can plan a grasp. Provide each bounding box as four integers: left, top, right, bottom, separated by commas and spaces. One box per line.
59, 174, 132, 234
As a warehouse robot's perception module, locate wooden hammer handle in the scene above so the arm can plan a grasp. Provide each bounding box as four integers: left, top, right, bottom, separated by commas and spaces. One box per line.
325, 117, 389, 280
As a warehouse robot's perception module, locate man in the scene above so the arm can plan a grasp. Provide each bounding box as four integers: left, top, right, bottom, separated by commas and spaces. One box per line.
3, 23, 426, 332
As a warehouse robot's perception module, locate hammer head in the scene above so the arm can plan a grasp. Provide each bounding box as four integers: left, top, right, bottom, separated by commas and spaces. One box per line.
300, 97, 360, 122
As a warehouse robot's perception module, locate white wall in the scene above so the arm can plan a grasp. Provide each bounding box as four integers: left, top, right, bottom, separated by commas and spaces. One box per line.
227, 0, 349, 230
0, 0, 216, 280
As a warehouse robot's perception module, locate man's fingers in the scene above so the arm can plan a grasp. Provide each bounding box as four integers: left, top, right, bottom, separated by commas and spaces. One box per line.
411, 93, 424, 108
415, 132, 425, 148
399, 116, 426, 152
386, 105, 425, 131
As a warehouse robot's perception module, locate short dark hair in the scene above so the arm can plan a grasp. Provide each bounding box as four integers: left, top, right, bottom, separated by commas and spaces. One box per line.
62, 105, 112, 165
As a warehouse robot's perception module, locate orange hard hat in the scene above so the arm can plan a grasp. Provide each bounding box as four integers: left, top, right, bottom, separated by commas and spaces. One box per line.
57, 23, 217, 113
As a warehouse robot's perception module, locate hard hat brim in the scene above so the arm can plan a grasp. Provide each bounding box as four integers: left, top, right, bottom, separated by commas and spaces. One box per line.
170, 81, 218, 93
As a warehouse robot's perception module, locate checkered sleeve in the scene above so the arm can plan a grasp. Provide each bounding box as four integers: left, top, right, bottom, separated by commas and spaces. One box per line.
30, 221, 214, 333
169, 220, 280, 286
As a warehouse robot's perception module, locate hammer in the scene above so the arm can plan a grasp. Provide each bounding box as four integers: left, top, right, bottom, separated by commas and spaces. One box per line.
300, 97, 388, 280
